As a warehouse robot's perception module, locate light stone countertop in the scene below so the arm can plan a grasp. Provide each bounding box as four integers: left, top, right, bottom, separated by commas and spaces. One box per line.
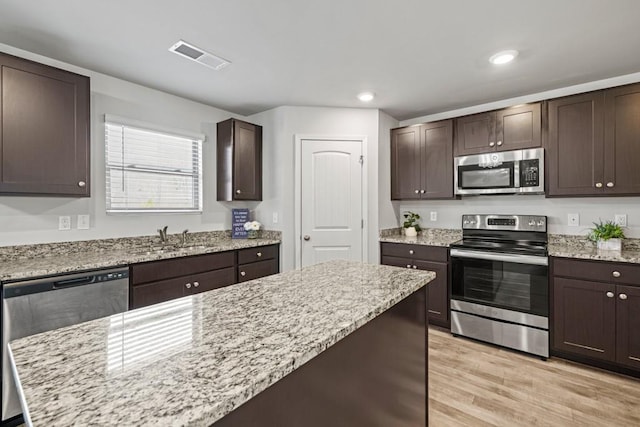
0, 233, 281, 282
548, 244, 640, 264
379, 228, 461, 247
9, 260, 435, 427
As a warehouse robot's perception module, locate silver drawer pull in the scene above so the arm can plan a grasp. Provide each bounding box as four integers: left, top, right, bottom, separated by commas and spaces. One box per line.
412, 265, 417, 269
414, 189, 419, 194
78, 181, 86, 187
606, 182, 614, 188
236, 189, 242, 194
496, 140, 503, 146
185, 283, 191, 289
409, 249, 414, 255
612, 271, 621, 278
595, 182, 603, 188
193, 281, 199, 288
606, 291, 614, 298
406, 264, 411, 268
240, 271, 246, 277
257, 252, 262, 257
619, 293, 628, 300
489, 142, 495, 147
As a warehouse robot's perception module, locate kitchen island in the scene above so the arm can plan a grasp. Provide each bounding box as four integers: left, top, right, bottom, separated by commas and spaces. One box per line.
9, 260, 434, 426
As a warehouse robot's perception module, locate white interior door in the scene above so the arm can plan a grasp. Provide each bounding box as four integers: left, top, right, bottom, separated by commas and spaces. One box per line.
300, 139, 363, 267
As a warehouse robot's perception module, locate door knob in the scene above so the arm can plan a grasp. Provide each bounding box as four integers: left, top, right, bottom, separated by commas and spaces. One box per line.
595, 182, 603, 188
303, 235, 310, 241
489, 142, 496, 147
612, 271, 621, 278
606, 182, 614, 188
619, 293, 628, 300
606, 291, 614, 298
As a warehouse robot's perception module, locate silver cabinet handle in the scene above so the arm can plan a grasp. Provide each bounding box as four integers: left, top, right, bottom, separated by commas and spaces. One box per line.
420, 189, 425, 194
185, 283, 191, 289
595, 182, 603, 188
303, 235, 310, 241
612, 271, 621, 278
619, 293, 628, 300
193, 281, 199, 288
414, 189, 419, 194
257, 252, 262, 257
489, 142, 496, 147
409, 249, 414, 255
236, 189, 242, 194
412, 265, 417, 269
78, 181, 86, 187
240, 271, 246, 277
406, 264, 411, 268
606, 291, 614, 298
496, 141, 503, 146
606, 182, 614, 188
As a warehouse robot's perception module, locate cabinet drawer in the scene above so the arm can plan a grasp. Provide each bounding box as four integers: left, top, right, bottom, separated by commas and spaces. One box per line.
553, 257, 640, 285
380, 242, 447, 262
238, 259, 279, 283
131, 267, 236, 309
238, 244, 278, 264
381, 256, 414, 269
131, 251, 235, 285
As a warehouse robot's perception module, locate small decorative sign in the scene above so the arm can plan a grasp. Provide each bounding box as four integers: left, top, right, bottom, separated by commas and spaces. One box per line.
232, 208, 250, 239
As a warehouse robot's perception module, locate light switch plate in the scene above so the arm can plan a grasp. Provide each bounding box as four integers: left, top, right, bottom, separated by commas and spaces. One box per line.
77, 214, 90, 230
58, 216, 71, 230
272, 212, 279, 224
430, 211, 437, 221
568, 213, 580, 227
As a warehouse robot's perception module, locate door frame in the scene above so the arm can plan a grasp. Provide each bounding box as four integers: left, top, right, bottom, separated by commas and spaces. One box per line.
294, 134, 368, 269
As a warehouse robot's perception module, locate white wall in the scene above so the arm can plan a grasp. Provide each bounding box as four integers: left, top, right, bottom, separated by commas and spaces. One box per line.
393, 72, 640, 239
0, 44, 245, 246
250, 106, 381, 271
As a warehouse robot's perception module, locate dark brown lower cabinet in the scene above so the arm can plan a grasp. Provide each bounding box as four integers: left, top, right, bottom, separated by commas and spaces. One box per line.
552, 257, 640, 372
380, 242, 449, 327
130, 244, 280, 309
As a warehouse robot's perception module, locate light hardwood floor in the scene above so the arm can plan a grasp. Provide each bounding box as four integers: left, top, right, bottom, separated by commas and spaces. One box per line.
429, 327, 640, 426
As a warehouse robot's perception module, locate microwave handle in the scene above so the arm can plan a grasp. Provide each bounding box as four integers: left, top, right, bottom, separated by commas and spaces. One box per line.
514, 161, 520, 188
450, 249, 548, 266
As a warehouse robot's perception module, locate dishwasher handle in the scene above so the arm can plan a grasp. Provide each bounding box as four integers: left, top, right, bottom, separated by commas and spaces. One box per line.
53, 275, 96, 289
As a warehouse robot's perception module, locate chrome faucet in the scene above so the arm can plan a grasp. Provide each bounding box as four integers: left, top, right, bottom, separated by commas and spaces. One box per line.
157, 226, 168, 244
181, 229, 189, 247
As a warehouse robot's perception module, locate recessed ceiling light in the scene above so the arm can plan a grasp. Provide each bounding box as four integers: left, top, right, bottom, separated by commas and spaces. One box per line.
489, 50, 519, 65
169, 40, 230, 70
357, 92, 375, 102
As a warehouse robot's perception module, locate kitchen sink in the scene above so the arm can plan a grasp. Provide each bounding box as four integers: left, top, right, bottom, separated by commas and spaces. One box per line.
133, 245, 217, 256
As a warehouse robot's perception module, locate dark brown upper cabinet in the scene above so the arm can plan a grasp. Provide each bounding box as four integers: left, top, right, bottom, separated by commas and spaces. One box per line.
454, 103, 541, 156
217, 118, 263, 201
546, 83, 640, 197
0, 52, 90, 196
391, 120, 454, 200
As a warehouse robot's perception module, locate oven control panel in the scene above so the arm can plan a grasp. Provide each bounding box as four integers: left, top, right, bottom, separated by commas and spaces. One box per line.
462, 214, 547, 232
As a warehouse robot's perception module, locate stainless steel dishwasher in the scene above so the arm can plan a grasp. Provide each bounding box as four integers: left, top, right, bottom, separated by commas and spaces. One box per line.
2, 267, 129, 424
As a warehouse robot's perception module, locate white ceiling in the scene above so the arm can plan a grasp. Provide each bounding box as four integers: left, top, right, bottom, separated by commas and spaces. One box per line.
1, 0, 639, 120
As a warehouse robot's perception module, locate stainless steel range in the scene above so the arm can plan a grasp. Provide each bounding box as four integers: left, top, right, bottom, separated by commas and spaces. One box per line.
450, 214, 549, 358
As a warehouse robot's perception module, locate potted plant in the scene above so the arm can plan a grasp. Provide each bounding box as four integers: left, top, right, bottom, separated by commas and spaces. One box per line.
403, 211, 421, 237
587, 219, 625, 251
244, 220, 262, 239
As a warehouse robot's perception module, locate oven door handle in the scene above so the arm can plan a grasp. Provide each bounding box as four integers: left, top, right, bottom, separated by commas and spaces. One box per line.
450, 249, 548, 266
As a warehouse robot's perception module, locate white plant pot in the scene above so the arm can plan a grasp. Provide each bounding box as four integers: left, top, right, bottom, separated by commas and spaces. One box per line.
597, 238, 622, 251
404, 226, 417, 237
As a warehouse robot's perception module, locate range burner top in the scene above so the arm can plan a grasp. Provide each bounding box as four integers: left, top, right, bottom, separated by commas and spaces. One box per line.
455, 214, 548, 256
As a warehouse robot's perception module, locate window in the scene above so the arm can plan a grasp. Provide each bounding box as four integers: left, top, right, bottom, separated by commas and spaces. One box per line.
105, 115, 204, 213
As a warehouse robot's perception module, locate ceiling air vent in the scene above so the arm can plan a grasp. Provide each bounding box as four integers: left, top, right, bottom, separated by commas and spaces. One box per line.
169, 40, 230, 70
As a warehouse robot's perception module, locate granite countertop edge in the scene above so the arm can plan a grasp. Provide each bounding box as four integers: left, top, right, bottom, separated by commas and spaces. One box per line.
1, 238, 281, 282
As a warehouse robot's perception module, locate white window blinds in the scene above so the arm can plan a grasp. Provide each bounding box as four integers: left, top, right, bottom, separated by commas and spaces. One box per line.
105, 116, 203, 213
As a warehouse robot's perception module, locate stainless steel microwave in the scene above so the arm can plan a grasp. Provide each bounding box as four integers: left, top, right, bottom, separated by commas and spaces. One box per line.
454, 148, 544, 195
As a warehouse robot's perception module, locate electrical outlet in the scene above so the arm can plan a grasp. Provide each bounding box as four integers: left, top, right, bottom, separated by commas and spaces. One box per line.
58, 216, 71, 230
77, 214, 90, 230
567, 213, 580, 227
614, 214, 627, 227
430, 211, 437, 221
272, 212, 279, 224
